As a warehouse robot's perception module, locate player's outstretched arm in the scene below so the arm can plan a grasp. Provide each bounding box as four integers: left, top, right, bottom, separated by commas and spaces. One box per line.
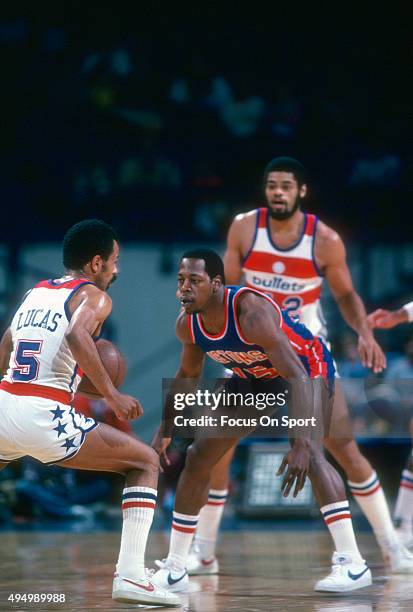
368, 303, 413, 329
237, 292, 314, 497
317, 224, 386, 373
66, 284, 142, 421
152, 312, 206, 466
0, 328, 13, 376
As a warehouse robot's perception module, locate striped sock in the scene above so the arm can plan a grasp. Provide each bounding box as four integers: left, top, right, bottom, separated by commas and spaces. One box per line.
394, 469, 413, 536
167, 511, 199, 572
321, 500, 362, 560
116, 486, 157, 580
194, 489, 228, 559
348, 470, 395, 538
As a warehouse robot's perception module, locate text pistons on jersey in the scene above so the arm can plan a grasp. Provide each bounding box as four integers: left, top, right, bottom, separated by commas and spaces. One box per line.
252, 275, 306, 292
207, 349, 268, 365
16, 308, 63, 333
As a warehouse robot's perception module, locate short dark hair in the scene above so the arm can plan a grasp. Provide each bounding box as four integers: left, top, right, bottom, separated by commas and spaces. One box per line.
181, 248, 226, 284
63, 219, 118, 269
263, 156, 307, 187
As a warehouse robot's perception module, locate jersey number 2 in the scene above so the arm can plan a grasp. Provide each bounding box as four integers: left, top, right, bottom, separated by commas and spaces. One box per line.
12, 340, 43, 382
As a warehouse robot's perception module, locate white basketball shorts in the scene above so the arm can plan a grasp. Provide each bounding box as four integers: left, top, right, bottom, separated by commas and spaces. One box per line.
0, 389, 97, 464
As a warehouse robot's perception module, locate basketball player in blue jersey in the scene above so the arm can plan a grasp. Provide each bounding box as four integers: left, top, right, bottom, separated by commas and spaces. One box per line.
152, 249, 373, 593
0, 220, 179, 608
368, 302, 413, 548
189, 157, 413, 577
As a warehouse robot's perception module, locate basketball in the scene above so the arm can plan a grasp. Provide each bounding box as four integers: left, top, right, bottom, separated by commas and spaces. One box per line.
77, 338, 126, 398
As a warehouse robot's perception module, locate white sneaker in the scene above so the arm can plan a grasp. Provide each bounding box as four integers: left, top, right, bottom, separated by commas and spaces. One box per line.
151, 559, 189, 592
314, 552, 372, 592
395, 527, 413, 550
187, 544, 219, 575
112, 573, 181, 606
378, 532, 413, 573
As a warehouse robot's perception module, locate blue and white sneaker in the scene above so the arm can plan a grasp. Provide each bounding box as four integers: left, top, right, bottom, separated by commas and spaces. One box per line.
152, 559, 189, 592
314, 552, 372, 592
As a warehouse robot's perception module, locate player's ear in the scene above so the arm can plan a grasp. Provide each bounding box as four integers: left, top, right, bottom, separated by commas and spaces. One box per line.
90, 254, 102, 273
212, 276, 222, 292
300, 183, 307, 198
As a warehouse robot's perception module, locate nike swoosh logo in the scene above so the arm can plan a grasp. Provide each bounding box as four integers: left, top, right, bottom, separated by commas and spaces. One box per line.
123, 578, 155, 592
167, 571, 187, 585
348, 566, 369, 581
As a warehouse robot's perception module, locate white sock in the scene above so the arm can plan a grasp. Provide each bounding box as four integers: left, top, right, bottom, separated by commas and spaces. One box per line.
348, 470, 395, 539
321, 500, 363, 560
116, 486, 157, 580
394, 469, 413, 536
167, 511, 199, 572
194, 489, 228, 558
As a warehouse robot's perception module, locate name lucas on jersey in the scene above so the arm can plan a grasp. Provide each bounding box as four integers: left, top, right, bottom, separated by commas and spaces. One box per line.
16, 308, 63, 333
252, 275, 305, 292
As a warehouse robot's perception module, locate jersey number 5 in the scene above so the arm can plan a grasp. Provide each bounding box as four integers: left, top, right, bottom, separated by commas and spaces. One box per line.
12, 340, 43, 382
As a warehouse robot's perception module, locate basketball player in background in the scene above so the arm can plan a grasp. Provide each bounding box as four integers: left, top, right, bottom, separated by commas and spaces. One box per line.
0, 219, 179, 607
188, 157, 413, 575
369, 301, 413, 548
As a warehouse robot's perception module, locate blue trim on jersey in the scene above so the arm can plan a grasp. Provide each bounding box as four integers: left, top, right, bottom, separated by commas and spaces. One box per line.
281, 308, 314, 340
68, 365, 78, 393
63, 282, 95, 322
320, 338, 336, 380
266, 211, 308, 252
311, 216, 324, 277
242, 209, 260, 265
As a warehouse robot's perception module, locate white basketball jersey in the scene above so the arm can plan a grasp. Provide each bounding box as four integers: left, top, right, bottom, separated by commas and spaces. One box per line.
242, 208, 327, 339
2, 277, 94, 398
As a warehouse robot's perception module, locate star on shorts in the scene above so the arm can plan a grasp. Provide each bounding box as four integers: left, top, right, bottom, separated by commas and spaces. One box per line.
50, 405, 65, 421
53, 421, 67, 438
61, 437, 77, 452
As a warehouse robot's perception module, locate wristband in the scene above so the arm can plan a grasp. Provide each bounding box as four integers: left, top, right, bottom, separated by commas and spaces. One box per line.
402, 301, 413, 322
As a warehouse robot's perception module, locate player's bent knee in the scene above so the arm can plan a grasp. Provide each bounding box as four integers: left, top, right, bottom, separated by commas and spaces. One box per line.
185, 444, 213, 476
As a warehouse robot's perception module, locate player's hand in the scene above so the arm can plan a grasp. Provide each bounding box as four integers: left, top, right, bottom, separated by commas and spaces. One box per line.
276, 441, 310, 498
106, 390, 143, 421
357, 330, 386, 373
151, 427, 172, 469
368, 308, 403, 330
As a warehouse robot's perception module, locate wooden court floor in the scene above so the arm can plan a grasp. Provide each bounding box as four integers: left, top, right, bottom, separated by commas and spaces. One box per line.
0, 531, 412, 611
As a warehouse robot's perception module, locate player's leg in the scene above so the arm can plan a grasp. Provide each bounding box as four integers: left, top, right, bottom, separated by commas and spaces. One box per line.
324, 382, 413, 573
152, 437, 239, 591
394, 443, 413, 547
188, 445, 235, 574
303, 439, 372, 592
57, 424, 180, 607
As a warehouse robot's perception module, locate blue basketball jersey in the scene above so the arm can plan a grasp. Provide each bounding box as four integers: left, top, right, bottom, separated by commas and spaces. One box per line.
187, 286, 335, 380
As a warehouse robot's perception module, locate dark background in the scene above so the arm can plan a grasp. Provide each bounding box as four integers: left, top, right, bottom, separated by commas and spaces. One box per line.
0, 4, 411, 246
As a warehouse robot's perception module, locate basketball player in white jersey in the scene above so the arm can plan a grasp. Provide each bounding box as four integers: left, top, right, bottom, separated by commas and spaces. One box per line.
368, 302, 413, 548
0, 220, 179, 608
187, 157, 413, 575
